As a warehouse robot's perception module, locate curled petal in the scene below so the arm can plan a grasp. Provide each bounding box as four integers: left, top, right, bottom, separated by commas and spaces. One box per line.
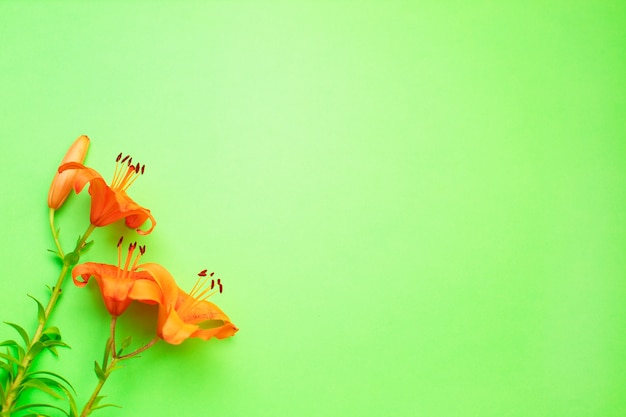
136, 262, 238, 345
58, 162, 156, 234
72, 262, 154, 316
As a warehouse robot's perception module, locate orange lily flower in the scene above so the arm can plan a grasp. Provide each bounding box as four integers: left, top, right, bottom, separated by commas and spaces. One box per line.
48, 135, 90, 209
72, 238, 153, 316
59, 153, 155, 235
129, 263, 238, 345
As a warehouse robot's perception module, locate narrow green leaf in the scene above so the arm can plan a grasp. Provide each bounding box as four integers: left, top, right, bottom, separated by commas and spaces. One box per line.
26, 371, 76, 393
91, 402, 122, 411
80, 240, 95, 254
11, 403, 70, 416
0, 375, 5, 403
47, 345, 59, 357
0, 340, 19, 348
102, 338, 112, 370
42, 326, 62, 340
120, 336, 132, 349
27, 295, 47, 324
0, 352, 20, 366
26, 341, 45, 360
94, 361, 106, 382
4, 322, 30, 346
1, 340, 25, 361
42, 340, 70, 349
19, 378, 63, 399
0, 360, 15, 378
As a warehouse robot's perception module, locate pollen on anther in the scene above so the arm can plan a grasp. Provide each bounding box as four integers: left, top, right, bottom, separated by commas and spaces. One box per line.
198, 269, 207, 277
210, 279, 215, 289
210, 272, 215, 277
141, 165, 145, 175
139, 245, 146, 255
116, 153, 122, 162
121, 155, 130, 163
117, 236, 124, 247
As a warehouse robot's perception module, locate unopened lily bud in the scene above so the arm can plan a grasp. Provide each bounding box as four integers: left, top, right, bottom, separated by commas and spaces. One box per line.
48, 135, 90, 209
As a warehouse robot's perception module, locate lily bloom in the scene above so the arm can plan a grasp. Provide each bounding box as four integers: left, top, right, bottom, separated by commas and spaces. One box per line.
72, 238, 153, 316
48, 135, 90, 210
130, 263, 238, 345
59, 153, 155, 235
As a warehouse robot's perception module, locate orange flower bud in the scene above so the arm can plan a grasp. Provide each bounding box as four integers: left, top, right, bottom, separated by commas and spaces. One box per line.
47, 135, 90, 209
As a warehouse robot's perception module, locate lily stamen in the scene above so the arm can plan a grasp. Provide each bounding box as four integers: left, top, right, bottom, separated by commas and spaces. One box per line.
117, 236, 124, 269
131, 245, 146, 271
115, 241, 144, 280
110, 154, 144, 192
111, 154, 128, 186
177, 275, 221, 317
123, 164, 145, 191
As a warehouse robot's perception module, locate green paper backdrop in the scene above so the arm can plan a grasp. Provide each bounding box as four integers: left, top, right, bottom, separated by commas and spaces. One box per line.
1, 1, 625, 416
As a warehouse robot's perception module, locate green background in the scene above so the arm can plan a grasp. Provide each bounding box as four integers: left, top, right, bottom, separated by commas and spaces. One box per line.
1, 1, 625, 416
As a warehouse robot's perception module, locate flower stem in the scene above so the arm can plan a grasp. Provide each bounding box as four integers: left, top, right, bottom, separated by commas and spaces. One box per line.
49, 208, 64, 258
80, 354, 119, 417
79, 318, 159, 417
1, 223, 97, 413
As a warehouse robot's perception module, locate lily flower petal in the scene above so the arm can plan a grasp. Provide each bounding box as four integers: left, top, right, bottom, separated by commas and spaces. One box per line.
133, 263, 238, 345
48, 135, 90, 209
72, 241, 151, 316
59, 158, 156, 235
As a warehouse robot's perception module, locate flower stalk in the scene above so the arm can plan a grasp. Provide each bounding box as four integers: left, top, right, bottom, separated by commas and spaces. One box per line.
0, 223, 96, 413
79, 317, 159, 417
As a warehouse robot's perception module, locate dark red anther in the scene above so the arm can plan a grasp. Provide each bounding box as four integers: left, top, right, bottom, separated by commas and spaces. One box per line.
116, 152, 122, 162
135, 162, 140, 172
117, 236, 124, 247
210, 279, 215, 289
127, 157, 133, 166
129, 242, 137, 251
121, 155, 130, 163
210, 272, 215, 277
139, 245, 146, 255
218, 282, 223, 294
141, 164, 145, 175
198, 269, 207, 277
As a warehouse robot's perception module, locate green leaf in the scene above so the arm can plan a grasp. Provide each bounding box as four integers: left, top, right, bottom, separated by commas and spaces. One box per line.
26, 371, 76, 394
121, 335, 132, 350
102, 338, 112, 370
0, 360, 15, 378
91, 402, 122, 411
90, 397, 122, 412
1, 340, 25, 362
0, 352, 20, 366
0, 339, 19, 348
0, 375, 5, 403
26, 341, 45, 360
94, 361, 106, 382
27, 295, 47, 324
10, 403, 70, 416
4, 322, 30, 346
42, 340, 70, 349
80, 240, 95, 254
19, 379, 64, 400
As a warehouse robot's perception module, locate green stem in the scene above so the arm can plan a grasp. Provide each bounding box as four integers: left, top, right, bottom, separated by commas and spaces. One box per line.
49, 207, 64, 259
80, 354, 119, 417
1, 223, 97, 413
79, 318, 159, 417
